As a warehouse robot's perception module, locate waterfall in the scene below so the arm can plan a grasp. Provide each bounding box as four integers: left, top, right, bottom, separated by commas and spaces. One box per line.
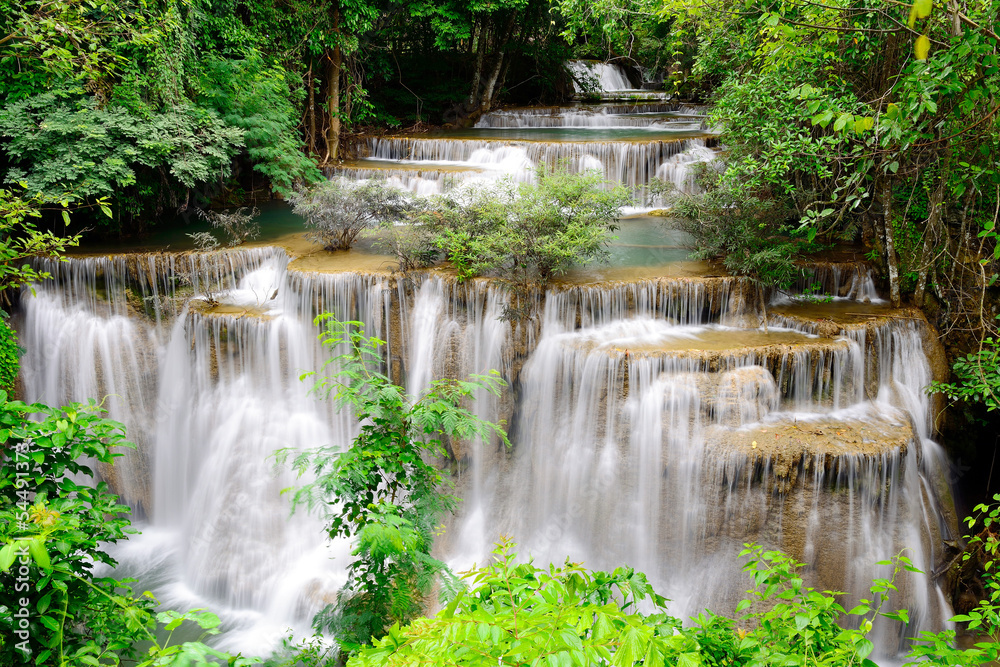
18, 252, 956, 659
566, 60, 636, 93
16, 78, 957, 662
474, 104, 700, 129
440, 305, 953, 652
18, 251, 399, 653
775, 261, 884, 304
353, 136, 711, 201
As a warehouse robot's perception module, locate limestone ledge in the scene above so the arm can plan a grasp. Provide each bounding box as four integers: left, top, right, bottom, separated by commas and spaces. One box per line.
705, 410, 914, 488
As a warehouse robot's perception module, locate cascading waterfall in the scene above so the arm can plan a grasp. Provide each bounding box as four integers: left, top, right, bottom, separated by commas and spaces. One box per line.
352, 136, 715, 201
474, 105, 700, 130
441, 299, 953, 656
18, 249, 401, 653
776, 262, 884, 304
18, 252, 957, 660
654, 139, 718, 195
16, 60, 956, 661
477, 103, 682, 124
566, 60, 637, 92
331, 96, 716, 204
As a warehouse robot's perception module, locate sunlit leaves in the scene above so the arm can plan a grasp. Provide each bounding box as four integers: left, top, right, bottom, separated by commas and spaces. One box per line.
350, 539, 680, 667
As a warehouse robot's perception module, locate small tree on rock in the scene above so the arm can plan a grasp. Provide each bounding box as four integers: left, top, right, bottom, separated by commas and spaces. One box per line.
289, 179, 416, 251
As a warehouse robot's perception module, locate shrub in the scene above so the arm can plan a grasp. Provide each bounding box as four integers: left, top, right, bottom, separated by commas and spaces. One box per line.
665, 168, 802, 291
289, 179, 418, 251
196, 206, 261, 247
927, 319, 1000, 412
425, 167, 630, 315
368, 222, 440, 273
349, 540, 906, 667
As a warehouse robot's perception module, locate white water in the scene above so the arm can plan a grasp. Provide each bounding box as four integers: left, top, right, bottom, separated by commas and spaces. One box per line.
18, 251, 956, 660
19, 249, 392, 650
17, 86, 957, 664
566, 60, 637, 93
350, 136, 715, 201
475, 106, 702, 130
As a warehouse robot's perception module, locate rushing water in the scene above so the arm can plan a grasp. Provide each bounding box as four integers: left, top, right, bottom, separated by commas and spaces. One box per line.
16, 95, 958, 662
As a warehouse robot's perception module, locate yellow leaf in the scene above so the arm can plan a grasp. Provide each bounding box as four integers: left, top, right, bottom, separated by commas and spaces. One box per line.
915, 34, 930, 60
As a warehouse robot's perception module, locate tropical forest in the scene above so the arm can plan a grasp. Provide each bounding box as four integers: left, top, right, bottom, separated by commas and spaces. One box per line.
2, 0, 1000, 665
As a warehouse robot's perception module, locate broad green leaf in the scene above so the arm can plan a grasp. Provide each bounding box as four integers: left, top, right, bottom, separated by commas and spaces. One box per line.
0, 544, 16, 571
28, 536, 50, 570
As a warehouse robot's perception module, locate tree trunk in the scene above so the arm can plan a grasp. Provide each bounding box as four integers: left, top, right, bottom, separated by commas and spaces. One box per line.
468, 23, 488, 108
481, 53, 505, 110
325, 6, 342, 163
914, 155, 951, 304
307, 62, 317, 156
949, 0, 963, 36
468, 19, 478, 57
882, 178, 902, 307
480, 17, 516, 110
757, 284, 768, 332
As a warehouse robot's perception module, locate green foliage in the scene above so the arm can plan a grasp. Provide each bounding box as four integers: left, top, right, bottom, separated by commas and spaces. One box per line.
289, 179, 419, 251
0, 391, 251, 665
650, 0, 1000, 309
555, 0, 668, 75
0, 89, 244, 202
280, 317, 508, 653
0, 188, 82, 292
368, 223, 441, 273
735, 545, 908, 667
351, 539, 926, 667
200, 56, 323, 195
665, 167, 803, 290
0, 0, 164, 98
350, 537, 691, 667
0, 394, 135, 662
0, 318, 21, 396
906, 493, 1000, 665
425, 166, 629, 314
928, 321, 1000, 412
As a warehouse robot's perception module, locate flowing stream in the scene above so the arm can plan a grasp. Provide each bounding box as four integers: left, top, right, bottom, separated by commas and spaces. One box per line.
16, 84, 957, 661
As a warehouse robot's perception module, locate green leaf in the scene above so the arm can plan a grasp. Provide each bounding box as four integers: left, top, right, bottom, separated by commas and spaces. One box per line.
39, 614, 61, 632
681, 652, 705, 667
29, 537, 50, 570
0, 544, 16, 571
